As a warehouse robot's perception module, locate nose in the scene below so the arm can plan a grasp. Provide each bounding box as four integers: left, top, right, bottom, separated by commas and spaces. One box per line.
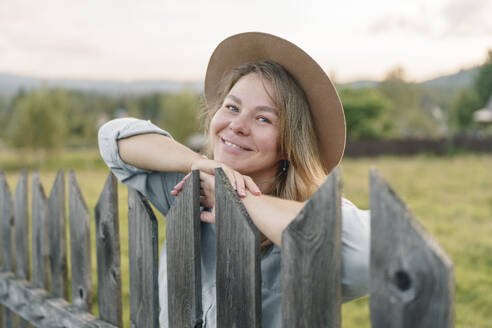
229, 112, 250, 135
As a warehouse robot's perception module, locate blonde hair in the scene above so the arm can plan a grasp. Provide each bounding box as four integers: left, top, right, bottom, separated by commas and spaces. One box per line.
204, 61, 327, 202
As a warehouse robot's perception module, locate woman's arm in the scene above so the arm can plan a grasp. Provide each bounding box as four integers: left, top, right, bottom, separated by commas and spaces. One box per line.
241, 193, 303, 247
244, 192, 370, 302
117, 133, 203, 174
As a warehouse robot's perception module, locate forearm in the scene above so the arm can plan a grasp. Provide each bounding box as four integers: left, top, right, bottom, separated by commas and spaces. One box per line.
118, 133, 202, 173
241, 193, 304, 247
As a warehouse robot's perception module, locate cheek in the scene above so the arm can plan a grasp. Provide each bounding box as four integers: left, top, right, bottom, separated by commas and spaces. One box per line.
209, 112, 227, 134
259, 130, 281, 157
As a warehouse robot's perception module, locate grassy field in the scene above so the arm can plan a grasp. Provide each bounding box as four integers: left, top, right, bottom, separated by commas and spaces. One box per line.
1, 150, 491, 327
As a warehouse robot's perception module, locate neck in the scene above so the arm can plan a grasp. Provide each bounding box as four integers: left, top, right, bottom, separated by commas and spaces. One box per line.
250, 172, 278, 194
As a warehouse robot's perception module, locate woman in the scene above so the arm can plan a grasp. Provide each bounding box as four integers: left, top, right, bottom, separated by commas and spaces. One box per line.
98, 32, 369, 327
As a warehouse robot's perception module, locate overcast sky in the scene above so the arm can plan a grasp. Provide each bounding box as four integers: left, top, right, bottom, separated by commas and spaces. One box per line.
1, 0, 492, 83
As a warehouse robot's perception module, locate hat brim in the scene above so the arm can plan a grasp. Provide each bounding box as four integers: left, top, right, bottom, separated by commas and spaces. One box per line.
204, 32, 346, 174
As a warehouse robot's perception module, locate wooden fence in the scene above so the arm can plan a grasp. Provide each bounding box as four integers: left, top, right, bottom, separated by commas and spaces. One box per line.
0, 168, 454, 327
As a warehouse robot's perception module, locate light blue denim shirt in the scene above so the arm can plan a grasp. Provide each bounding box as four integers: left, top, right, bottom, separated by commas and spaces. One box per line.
98, 117, 370, 328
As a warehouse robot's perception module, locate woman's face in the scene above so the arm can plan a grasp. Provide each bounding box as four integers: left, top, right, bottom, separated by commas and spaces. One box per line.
210, 73, 282, 184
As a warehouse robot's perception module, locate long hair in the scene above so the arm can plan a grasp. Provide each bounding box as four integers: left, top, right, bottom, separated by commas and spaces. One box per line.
204, 61, 327, 202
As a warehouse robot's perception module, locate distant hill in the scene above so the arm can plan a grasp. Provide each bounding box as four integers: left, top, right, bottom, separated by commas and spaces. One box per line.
0, 66, 479, 96
0, 73, 203, 96
338, 66, 479, 90
420, 67, 479, 89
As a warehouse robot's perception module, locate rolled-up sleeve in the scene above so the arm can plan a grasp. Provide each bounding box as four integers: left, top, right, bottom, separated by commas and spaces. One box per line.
341, 198, 370, 303
98, 117, 184, 216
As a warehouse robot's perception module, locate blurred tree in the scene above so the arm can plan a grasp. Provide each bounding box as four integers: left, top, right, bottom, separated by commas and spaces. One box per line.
158, 90, 202, 143
448, 49, 492, 131
9, 88, 68, 151
339, 87, 393, 139
475, 49, 492, 107
449, 89, 481, 131
0, 95, 9, 141
138, 93, 162, 121
64, 91, 99, 146
379, 67, 440, 137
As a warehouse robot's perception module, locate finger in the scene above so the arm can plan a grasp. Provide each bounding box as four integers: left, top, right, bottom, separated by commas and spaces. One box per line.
244, 176, 261, 195
234, 171, 246, 197
221, 167, 237, 190
172, 173, 191, 193
200, 210, 215, 224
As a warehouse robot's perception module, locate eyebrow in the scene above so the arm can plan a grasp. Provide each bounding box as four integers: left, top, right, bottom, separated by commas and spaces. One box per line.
226, 94, 278, 116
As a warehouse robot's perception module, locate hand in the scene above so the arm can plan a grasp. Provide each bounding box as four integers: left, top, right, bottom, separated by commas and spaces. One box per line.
170, 170, 216, 223
171, 158, 261, 197
170, 158, 262, 223
192, 158, 261, 197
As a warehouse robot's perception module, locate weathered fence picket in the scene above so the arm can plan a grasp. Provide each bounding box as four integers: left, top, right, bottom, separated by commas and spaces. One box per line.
14, 170, 29, 282
215, 168, 262, 328
32, 171, 48, 290
165, 170, 202, 328
282, 168, 342, 328
48, 169, 68, 300
14, 169, 30, 328
0, 168, 455, 328
128, 187, 159, 328
369, 169, 455, 328
0, 170, 114, 328
94, 173, 122, 327
69, 170, 93, 312
0, 170, 14, 328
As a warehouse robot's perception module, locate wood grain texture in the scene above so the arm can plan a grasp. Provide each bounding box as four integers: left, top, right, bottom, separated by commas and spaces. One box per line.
14, 169, 29, 281
69, 170, 93, 313
0, 272, 116, 328
128, 188, 159, 328
32, 170, 49, 290
47, 169, 68, 300
369, 168, 455, 328
215, 168, 261, 328
94, 172, 122, 327
0, 169, 14, 273
0, 169, 14, 327
165, 170, 202, 328
281, 167, 342, 328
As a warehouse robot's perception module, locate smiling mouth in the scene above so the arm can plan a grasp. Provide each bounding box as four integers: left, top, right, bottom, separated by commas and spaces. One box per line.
221, 137, 252, 151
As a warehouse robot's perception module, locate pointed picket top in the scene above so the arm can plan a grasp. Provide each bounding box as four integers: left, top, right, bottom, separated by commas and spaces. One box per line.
370, 168, 454, 328
32, 170, 49, 289
215, 167, 261, 328
94, 172, 122, 327
47, 169, 68, 299
165, 170, 202, 328
282, 167, 342, 328
0, 169, 14, 272
68, 170, 93, 312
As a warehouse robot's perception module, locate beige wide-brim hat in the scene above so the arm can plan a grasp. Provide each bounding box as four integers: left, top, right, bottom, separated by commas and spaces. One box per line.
204, 32, 346, 174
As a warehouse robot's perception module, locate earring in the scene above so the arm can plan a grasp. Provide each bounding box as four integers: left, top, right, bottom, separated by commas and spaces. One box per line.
281, 160, 289, 172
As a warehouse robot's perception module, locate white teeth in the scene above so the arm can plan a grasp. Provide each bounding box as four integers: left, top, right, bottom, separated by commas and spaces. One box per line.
224, 140, 242, 149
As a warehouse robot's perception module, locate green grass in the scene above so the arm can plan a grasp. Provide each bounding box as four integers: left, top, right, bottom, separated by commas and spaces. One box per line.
1, 150, 491, 327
